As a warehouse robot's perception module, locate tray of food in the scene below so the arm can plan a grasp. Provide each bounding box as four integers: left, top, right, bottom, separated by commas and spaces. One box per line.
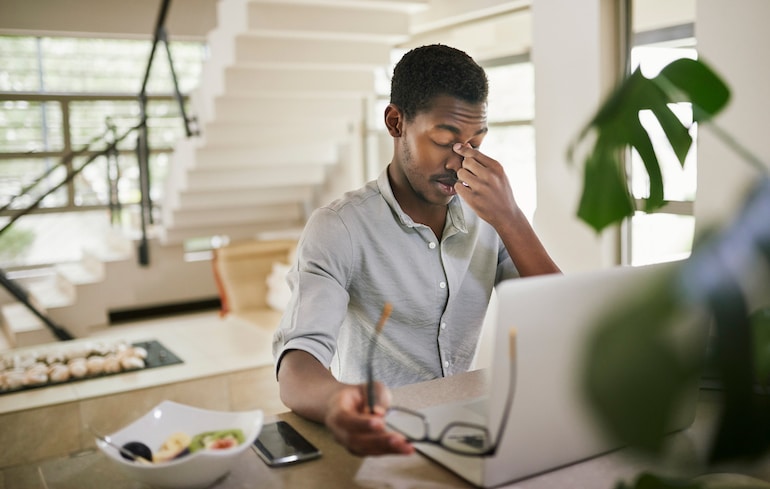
0, 339, 183, 395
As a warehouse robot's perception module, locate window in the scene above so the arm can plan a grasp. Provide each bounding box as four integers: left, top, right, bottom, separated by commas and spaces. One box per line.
482, 58, 536, 222
0, 35, 204, 267
625, 26, 697, 266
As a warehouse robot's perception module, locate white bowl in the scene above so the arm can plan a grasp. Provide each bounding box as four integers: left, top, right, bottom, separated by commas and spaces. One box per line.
96, 401, 263, 489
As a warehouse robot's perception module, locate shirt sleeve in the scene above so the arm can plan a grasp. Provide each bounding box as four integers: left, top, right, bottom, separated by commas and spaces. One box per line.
272, 207, 354, 375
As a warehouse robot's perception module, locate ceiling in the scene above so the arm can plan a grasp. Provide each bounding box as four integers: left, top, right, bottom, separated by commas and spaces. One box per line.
0, 0, 219, 40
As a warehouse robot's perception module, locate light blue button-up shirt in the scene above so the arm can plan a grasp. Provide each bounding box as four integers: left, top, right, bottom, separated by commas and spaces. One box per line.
273, 169, 519, 387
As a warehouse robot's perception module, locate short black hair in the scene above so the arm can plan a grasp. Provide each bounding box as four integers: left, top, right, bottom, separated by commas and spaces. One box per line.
390, 44, 488, 121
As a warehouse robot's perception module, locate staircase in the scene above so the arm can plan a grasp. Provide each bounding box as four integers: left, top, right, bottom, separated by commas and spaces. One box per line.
0, 228, 133, 347
159, 0, 427, 244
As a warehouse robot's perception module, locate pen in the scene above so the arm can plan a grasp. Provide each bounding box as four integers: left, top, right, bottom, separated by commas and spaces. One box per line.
367, 302, 392, 414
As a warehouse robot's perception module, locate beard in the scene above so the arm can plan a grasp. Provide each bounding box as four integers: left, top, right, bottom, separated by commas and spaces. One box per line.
397, 142, 455, 207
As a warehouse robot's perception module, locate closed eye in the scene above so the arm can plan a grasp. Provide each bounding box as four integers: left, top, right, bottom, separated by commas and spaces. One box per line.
434, 141, 481, 150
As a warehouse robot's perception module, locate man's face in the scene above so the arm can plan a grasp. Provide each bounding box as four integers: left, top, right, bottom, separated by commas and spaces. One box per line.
395, 95, 488, 208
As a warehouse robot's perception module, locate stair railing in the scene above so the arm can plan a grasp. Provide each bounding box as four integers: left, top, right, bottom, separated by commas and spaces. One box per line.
0, 124, 140, 342
136, 0, 199, 265
0, 271, 74, 341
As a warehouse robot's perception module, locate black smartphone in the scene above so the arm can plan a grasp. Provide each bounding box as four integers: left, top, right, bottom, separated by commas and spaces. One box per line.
253, 421, 321, 466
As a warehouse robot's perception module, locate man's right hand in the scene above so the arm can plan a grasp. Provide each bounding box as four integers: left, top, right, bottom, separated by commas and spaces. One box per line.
276, 350, 414, 456
325, 382, 414, 456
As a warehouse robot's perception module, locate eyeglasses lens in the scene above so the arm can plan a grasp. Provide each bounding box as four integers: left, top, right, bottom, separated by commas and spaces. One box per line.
442, 425, 491, 454
386, 409, 427, 440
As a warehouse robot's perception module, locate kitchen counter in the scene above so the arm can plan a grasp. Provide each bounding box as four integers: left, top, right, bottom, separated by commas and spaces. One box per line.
0, 311, 285, 470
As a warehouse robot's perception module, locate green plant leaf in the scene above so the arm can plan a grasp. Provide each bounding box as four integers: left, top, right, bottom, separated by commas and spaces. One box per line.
615, 472, 704, 489
750, 307, 770, 388
568, 58, 731, 232
645, 87, 693, 167
577, 146, 635, 232
656, 58, 731, 122
627, 119, 665, 212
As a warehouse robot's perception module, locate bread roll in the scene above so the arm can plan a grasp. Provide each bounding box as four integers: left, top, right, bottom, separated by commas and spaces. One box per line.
103, 354, 121, 374
86, 356, 106, 375
121, 355, 145, 370
49, 363, 71, 382
68, 358, 88, 378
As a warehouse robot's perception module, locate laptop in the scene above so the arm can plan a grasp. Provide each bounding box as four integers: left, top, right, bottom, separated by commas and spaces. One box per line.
389, 262, 707, 488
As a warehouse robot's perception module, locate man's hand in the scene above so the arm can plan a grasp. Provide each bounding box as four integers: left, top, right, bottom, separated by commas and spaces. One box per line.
452, 142, 520, 229
277, 350, 414, 457
451, 142, 561, 277
325, 382, 414, 456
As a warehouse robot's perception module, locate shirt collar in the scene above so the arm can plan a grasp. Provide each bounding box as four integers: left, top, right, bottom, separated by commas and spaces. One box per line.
377, 167, 468, 234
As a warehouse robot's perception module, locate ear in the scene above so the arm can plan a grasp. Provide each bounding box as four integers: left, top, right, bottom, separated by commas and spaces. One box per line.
384, 103, 404, 138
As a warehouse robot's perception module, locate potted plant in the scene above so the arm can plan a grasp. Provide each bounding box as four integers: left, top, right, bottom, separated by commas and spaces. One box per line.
568, 57, 770, 488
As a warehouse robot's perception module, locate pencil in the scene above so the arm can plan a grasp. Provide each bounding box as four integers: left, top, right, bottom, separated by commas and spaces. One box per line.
367, 302, 392, 414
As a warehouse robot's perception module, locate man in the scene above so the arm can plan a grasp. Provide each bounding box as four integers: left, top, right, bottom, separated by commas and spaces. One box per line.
272, 44, 560, 456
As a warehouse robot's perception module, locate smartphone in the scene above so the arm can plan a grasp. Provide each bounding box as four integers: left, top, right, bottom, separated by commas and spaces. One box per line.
253, 421, 321, 466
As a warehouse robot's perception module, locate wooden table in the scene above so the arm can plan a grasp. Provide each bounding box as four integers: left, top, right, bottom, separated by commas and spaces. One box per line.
29, 370, 732, 489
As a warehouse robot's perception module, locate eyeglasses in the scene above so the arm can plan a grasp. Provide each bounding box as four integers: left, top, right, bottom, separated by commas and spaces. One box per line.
366, 307, 517, 457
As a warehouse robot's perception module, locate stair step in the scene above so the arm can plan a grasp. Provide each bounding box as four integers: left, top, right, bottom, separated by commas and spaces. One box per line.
232, 34, 393, 68
55, 253, 105, 286
199, 120, 352, 148
206, 28, 393, 70
158, 220, 306, 245
216, 95, 364, 121
183, 141, 339, 170
25, 276, 74, 310
196, 93, 363, 125
166, 185, 316, 211
217, 1, 413, 42
1, 303, 57, 348
181, 164, 328, 191
222, 65, 375, 97
164, 202, 305, 228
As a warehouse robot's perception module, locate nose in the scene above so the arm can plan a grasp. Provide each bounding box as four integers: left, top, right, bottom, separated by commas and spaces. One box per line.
445, 150, 464, 173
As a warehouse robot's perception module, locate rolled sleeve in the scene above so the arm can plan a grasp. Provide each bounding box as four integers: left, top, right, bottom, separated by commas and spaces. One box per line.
272, 207, 353, 375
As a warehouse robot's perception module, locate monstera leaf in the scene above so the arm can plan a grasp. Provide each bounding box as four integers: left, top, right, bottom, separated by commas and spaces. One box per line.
568, 58, 730, 233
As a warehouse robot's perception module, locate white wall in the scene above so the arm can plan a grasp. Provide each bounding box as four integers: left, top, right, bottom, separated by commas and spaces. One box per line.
531, 0, 621, 272
694, 0, 770, 233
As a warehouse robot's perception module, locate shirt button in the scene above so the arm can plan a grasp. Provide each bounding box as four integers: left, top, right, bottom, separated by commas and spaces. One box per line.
443, 360, 450, 368
439, 281, 446, 289
428, 242, 436, 249
440, 322, 447, 330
